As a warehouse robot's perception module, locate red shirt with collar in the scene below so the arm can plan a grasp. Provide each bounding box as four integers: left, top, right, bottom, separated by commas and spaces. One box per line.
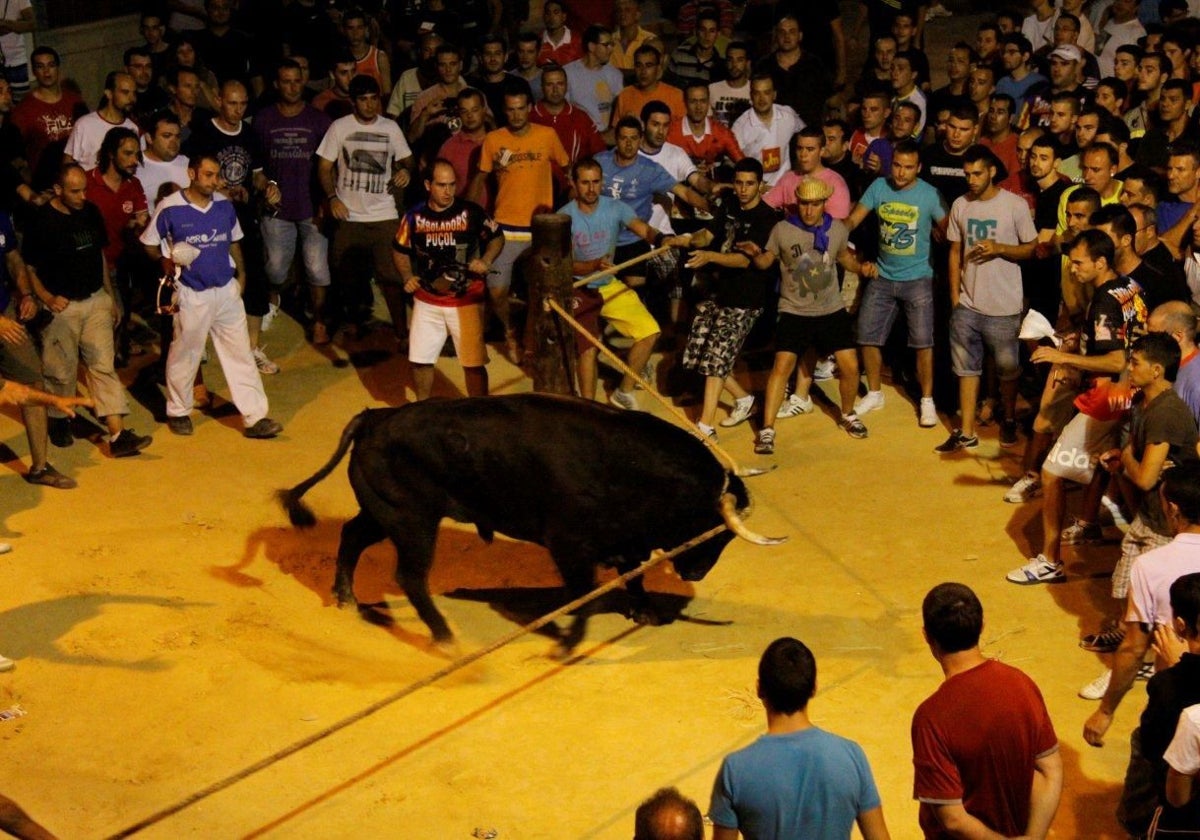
85, 165, 148, 268
667, 115, 744, 166
530, 101, 606, 165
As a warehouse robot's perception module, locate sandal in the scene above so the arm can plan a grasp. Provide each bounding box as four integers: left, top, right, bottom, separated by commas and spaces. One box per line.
25, 464, 77, 489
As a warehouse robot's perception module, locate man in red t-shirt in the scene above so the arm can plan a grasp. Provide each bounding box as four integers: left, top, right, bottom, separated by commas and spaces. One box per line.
667, 81, 743, 177
912, 583, 1063, 839
530, 65, 605, 176
11, 46, 86, 192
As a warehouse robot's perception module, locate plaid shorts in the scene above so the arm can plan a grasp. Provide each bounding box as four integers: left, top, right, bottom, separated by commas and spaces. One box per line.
681, 300, 761, 379
1113, 515, 1172, 600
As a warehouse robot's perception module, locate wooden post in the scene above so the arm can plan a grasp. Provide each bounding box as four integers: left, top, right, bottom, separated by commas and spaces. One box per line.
525, 213, 577, 395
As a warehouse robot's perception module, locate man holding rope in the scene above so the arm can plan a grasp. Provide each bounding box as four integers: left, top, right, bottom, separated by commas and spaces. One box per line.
560, 157, 691, 407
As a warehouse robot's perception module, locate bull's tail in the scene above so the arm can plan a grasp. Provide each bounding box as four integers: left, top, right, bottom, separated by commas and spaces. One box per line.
276, 411, 369, 528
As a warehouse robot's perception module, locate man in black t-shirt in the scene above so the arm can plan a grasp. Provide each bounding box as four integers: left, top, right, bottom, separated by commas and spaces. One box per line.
393, 160, 505, 400
23, 164, 151, 459
680, 157, 781, 438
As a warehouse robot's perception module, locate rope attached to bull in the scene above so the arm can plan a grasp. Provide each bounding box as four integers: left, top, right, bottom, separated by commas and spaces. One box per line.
102, 523, 729, 839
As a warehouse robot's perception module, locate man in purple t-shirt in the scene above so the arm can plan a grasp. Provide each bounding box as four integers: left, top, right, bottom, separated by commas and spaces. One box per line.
252, 59, 333, 344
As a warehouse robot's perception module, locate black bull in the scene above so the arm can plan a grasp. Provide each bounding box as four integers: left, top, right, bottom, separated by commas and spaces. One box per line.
278, 393, 785, 653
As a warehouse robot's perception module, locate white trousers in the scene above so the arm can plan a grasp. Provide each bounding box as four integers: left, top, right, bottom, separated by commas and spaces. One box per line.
166, 282, 268, 427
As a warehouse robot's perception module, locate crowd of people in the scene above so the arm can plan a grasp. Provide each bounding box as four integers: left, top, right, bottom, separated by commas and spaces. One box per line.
5, 0, 1200, 836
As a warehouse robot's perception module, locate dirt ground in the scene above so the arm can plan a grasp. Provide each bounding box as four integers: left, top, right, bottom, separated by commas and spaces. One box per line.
0, 6, 1147, 839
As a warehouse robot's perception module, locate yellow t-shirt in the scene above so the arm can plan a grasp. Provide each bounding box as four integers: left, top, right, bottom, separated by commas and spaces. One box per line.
480, 124, 570, 230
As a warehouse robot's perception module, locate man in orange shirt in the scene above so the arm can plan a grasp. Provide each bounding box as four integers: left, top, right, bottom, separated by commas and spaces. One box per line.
468, 77, 570, 363
611, 46, 686, 127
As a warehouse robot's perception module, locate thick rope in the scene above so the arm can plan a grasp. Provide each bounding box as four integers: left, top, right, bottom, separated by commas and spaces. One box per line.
545, 297, 742, 473
572, 244, 673, 288
103, 523, 728, 839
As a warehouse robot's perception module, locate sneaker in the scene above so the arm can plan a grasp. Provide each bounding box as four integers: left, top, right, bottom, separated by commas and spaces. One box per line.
999, 420, 1018, 448
609, 389, 638, 411
167, 415, 194, 436
252, 346, 280, 375
1005, 554, 1066, 585
0, 654, 12, 673
839, 413, 868, 439
720, 396, 755, 427
244, 417, 283, 439
697, 422, 717, 441
0, 543, 10, 554
634, 360, 654, 390
933, 429, 978, 454
1137, 661, 1155, 681
1080, 625, 1125, 653
1079, 669, 1111, 700
813, 356, 836, 381
776, 393, 813, 419
312, 322, 330, 346
919, 397, 938, 428
1061, 518, 1104, 545
261, 301, 280, 332
24, 463, 76, 489
109, 429, 153, 458
854, 390, 885, 416
1004, 472, 1042, 504
49, 417, 73, 448
754, 427, 775, 454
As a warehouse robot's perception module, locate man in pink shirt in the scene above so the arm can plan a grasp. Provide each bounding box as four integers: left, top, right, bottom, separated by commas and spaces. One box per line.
763, 127, 851, 219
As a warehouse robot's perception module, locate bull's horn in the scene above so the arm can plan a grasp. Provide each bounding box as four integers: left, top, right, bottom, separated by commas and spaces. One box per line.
720, 493, 788, 546
736, 464, 776, 477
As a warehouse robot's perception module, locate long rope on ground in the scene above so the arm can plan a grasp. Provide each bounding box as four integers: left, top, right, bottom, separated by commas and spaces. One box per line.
545, 297, 743, 473
103, 523, 729, 839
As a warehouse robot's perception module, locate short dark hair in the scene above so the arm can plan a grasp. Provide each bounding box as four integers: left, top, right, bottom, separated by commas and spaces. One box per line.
695, 6, 721, 28
922, 583, 983, 653
962, 143, 1006, 181
187, 152, 222, 171
948, 104, 980, 124
1117, 43, 1145, 63
991, 92, 1016, 114
894, 101, 923, 123
124, 45, 152, 66
516, 31, 540, 48
615, 115, 643, 135
1070, 226, 1117, 265
1096, 115, 1132, 146
348, 74, 380, 98
795, 125, 825, 147
571, 156, 602, 180
640, 99, 671, 124
1001, 32, 1033, 57
1057, 11, 1081, 32
977, 21, 1000, 39
1170, 572, 1200, 638
733, 157, 764, 180
1090, 202, 1137, 243
583, 24, 611, 47
456, 86, 486, 108
725, 40, 751, 59
148, 110, 182, 137
757, 637, 817, 714
1162, 78, 1192, 98
1142, 51, 1173, 75
893, 137, 922, 160
823, 117, 851, 138
502, 75, 533, 104
1169, 140, 1200, 167
633, 44, 662, 63
1125, 169, 1164, 203
894, 49, 922, 80
1030, 133, 1060, 158
633, 788, 704, 840
1131, 331, 1182, 381
1164, 461, 1200, 524
31, 46, 59, 66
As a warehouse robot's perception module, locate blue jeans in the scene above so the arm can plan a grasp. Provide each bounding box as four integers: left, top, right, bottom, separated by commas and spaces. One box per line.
856, 276, 934, 348
261, 216, 331, 288
948, 305, 1021, 379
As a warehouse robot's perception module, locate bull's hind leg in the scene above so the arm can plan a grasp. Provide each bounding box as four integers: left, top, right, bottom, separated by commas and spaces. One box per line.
334, 511, 386, 608
553, 561, 598, 659
384, 526, 455, 645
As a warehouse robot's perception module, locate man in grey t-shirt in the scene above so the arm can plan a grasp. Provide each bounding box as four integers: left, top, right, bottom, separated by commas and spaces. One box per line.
937, 145, 1037, 454
752, 177, 875, 453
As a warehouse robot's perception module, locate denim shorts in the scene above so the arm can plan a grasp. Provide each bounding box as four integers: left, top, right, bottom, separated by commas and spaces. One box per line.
856, 275, 934, 348
948, 305, 1021, 379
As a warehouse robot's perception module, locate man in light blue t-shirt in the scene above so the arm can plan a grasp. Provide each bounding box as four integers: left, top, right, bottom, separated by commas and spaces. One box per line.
845, 138, 948, 428
708, 637, 891, 840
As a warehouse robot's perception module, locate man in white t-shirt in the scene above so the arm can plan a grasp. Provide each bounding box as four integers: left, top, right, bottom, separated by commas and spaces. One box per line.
64, 71, 139, 171
0, 0, 34, 98
732, 74, 802, 187
938, 145, 1037, 454
1097, 0, 1146, 77
708, 40, 751, 128
135, 111, 189, 213
316, 75, 414, 345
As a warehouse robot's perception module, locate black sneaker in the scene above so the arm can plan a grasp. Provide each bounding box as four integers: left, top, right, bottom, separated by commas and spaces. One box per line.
49, 417, 73, 448
166, 416, 194, 436
110, 429, 153, 458
933, 429, 979, 454
244, 417, 283, 439
25, 463, 76, 489
1080, 625, 1125, 653
999, 420, 1018, 448
754, 428, 775, 454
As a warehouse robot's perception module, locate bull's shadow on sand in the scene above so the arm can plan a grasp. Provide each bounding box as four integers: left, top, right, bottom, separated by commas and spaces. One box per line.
226, 520, 916, 668
0, 593, 210, 669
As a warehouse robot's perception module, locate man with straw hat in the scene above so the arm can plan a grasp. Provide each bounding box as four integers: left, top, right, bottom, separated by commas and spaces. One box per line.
752, 175, 875, 453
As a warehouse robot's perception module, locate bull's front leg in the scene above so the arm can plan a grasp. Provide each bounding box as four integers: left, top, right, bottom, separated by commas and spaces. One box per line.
334, 512, 385, 608
619, 557, 662, 627
553, 560, 597, 660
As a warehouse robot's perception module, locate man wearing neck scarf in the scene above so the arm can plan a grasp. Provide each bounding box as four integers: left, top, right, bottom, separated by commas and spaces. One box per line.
936, 144, 1038, 455
751, 177, 875, 454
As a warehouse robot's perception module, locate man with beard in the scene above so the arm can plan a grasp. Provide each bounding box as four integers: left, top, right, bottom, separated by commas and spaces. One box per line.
1020, 45, 1086, 131
937, 145, 1037, 453
63, 72, 138, 172
530, 65, 606, 170
708, 41, 751, 129
732, 74, 801, 188
923, 105, 978, 206
124, 46, 168, 131
253, 60, 333, 345
185, 79, 280, 374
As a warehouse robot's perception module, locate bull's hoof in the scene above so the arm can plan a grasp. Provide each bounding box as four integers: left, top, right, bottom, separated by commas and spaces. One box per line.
333, 589, 355, 609
628, 606, 665, 627
548, 641, 576, 661
431, 637, 461, 659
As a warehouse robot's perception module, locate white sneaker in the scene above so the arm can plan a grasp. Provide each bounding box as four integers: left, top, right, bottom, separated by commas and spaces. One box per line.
610, 389, 638, 410
720, 396, 755, 427
253, 346, 280, 375
919, 397, 938, 427
1004, 472, 1042, 504
0, 542, 10, 555
813, 356, 836, 381
0, 654, 12, 672
697, 422, 717, 441
261, 301, 280, 332
854, 390, 885, 416
776, 393, 813, 418
1005, 553, 1065, 585
1079, 669, 1111, 700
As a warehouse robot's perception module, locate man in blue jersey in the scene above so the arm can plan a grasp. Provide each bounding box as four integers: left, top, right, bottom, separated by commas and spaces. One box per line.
708, 636, 892, 840
845, 138, 949, 429
560, 156, 689, 409
140, 153, 283, 439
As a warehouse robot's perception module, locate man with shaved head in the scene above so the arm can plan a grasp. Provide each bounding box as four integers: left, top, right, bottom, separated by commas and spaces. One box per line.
633, 788, 703, 840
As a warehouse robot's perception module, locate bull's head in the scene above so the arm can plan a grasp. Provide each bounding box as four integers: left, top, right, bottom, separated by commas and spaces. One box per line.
672, 474, 788, 582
